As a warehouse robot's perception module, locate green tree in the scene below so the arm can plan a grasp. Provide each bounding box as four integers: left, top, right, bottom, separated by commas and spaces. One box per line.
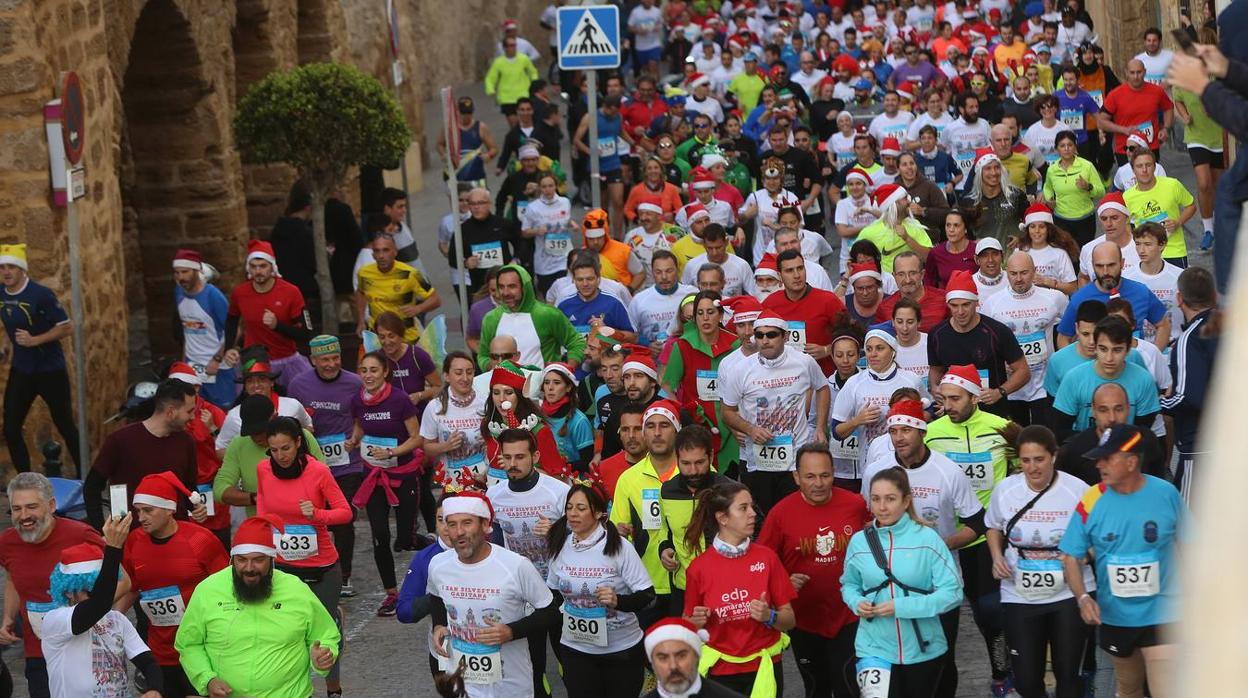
234, 62, 410, 330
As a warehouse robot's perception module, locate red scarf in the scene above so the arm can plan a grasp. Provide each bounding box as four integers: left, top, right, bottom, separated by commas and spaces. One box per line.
360, 382, 393, 407
541, 396, 570, 417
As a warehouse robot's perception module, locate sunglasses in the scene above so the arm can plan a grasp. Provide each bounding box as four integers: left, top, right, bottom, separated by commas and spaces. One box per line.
489, 352, 518, 361
754, 331, 783, 340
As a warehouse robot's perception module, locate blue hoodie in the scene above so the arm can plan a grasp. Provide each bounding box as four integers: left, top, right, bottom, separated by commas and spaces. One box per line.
840, 514, 962, 665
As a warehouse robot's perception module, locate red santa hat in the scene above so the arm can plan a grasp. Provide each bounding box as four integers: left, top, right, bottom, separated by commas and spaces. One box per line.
689, 167, 717, 190
622, 349, 658, 381
246, 240, 279, 276
688, 73, 711, 89
541, 362, 578, 387
489, 362, 529, 392
880, 137, 902, 157
945, 269, 979, 303
1097, 191, 1129, 217
643, 399, 682, 429
972, 148, 1000, 175
940, 364, 984, 396
752, 309, 787, 332
443, 491, 495, 525
231, 514, 285, 557
56, 543, 104, 576
886, 399, 928, 431
171, 248, 203, 271
1020, 202, 1054, 230
844, 168, 874, 189
873, 182, 909, 210
754, 253, 781, 280
722, 295, 763, 325
637, 202, 664, 216
847, 261, 883, 284
167, 361, 201, 386
644, 617, 710, 658
132, 471, 193, 511
683, 203, 711, 225
1126, 131, 1151, 151
501, 18, 518, 30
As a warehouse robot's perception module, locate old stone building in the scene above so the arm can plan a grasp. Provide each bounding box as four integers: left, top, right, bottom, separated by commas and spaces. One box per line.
0, 0, 544, 473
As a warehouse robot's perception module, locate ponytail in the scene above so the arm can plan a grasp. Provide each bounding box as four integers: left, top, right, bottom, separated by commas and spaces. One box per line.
683, 481, 748, 555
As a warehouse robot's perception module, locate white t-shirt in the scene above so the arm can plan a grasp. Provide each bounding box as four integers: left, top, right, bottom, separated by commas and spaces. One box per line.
42, 608, 149, 698
1022, 120, 1068, 166
420, 391, 489, 481
1135, 49, 1175, 87
831, 365, 925, 446
906, 112, 955, 146
834, 195, 880, 274
487, 474, 571, 580
684, 96, 726, 124
980, 286, 1069, 401
764, 230, 835, 266
984, 471, 1097, 605
973, 273, 1009, 304
1113, 161, 1167, 192
427, 545, 555, 698
546, 526, 654, 655
216, 396, 312, 451
626, 228, 674, 291
859, 448, 983, 539
863, 432, 895, 471
521, 196, 576, 277
1124, 262, 1183, 342
1024, 245, 1078, 285
741, 188, 799, 262
546, 276, 632, 307
907, 4, 936, 32
940, 118, 992, 175
868, 111, 915, 147
720, 347, 826, 472
676, 198, 735, 230
895, 334, 930, 390
628, 283, 698, 345
826, 371, 863, 479
1130, 338, 1171, 438
827, 132, 858, 170
627, 5, 665, 51
680, 253, 754, 296
1079, 236, 1140, 280
792, 68, 829, 96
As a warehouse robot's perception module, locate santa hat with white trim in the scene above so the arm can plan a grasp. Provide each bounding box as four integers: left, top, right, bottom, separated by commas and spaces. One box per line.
1125, 131, 1151, 151
873, 182, 909, 210
847, 262, 882, 285
880, 137, 902, 157
167, 361, 201, 386
683, 203, 711, 227
231, 514, 285, 557
945, 270, 979, 303
845, 167, 874, 190
637, 202, 664, 217
1019, 202, 1054, 230
689, 166, 717, 191
722, 295, 763, 325
1097, 191, 1129, 218
940, 364, 983, 397
643, 399, 683, 429
55, 543, 104, 576
245, 240, 280, 276
644, 617, 710, 658
752, 309, 787, 332
132, 471, 193, 511
541, 361, 579, 387
886, 399, 928, 430
688, 73, 710, 89
972, 148, 1000, 176
0, 244, 27, 271
754, 253, 780, 281
171, 248, 203, 271
621, 346, 659, 381
443, 491, 495, 525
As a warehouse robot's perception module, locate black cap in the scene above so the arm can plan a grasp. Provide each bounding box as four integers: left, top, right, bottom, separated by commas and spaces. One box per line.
1082, 424, 1145, 460
457, 96, 474, 114
239, 394, 276, 436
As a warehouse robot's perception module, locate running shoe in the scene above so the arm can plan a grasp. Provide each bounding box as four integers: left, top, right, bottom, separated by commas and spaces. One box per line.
990, 676, 1016, 697
1201, 230, 1214, 250
377, 592, 398, 617
339, 580, 356, 598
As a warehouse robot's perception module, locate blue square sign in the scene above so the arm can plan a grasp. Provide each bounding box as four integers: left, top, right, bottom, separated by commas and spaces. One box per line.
557, 5, 620, 70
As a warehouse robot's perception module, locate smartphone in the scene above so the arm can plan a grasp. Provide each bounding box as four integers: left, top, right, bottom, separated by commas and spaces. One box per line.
1171, 28, 1196, 54
109, 484, 128, 519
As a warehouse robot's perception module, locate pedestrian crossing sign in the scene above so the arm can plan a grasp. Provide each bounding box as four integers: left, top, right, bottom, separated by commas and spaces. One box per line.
557, 5, 620, 70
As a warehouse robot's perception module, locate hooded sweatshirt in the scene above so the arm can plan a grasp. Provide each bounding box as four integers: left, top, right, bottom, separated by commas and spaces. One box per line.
477, 264, 587, 370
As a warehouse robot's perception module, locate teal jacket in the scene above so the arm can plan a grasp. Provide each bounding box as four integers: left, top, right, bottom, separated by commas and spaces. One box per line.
477, 264, 586, 371
840, 514, 962, 665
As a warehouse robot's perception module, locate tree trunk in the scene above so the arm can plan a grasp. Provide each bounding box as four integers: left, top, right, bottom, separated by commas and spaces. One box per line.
309, 187, 338, 335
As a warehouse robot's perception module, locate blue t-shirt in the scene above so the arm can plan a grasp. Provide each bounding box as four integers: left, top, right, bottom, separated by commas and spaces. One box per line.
1055, 89, 1102, 144
913, 150, 961, 186
1043, 343, 1149, 397
1058, 476, 1186, 627
1057, 279, 1167, 338
1, 280, 69, 373
547, 409, 594, 463
1053, 362, 1161, 430
558, 293, 634, 337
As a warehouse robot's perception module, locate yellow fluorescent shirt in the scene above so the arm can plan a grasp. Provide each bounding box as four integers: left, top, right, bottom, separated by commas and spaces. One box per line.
357, 261, 434, 342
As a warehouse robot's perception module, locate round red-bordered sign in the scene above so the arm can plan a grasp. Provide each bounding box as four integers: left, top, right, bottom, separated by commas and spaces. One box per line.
60, 72, 85, 165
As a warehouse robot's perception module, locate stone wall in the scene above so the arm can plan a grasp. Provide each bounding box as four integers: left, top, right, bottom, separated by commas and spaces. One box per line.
0, 0, 544, 476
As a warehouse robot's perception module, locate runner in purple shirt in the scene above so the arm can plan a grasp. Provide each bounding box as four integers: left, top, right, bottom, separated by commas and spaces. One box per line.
374, 312, 441, 419
888, 48, 942, 92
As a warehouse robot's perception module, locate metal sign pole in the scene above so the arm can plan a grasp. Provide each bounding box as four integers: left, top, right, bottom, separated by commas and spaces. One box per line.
65, 171, 89, 478
441, 87, 470, 342
587, 71, 601, 211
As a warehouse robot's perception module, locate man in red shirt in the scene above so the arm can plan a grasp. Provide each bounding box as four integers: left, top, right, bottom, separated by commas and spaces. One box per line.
762, 249, 848, 377
758, 443, 871, 698
122, 472, 229, 698
622, 76, 667, 150
876, 251, 950, 333
0, 472, 111, 697
223, 240, 313, 390
597, 403, 647, 499
167, 362, 230, 548
1098, 59, 1174, 165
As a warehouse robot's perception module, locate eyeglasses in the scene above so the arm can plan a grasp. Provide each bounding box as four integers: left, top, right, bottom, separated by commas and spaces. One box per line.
753, 331, 783, 340
695, 122, 712, 129
489, 352, 518, 361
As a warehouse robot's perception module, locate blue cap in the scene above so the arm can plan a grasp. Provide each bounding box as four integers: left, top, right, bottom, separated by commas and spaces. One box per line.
853, 78, 872, 90
1025, 1, 1044, 17
744, 51, 758, 62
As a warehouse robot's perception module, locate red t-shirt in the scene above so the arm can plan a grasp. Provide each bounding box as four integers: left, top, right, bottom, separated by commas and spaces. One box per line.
683, 542, 797, 675
596, 451, 636, 500
713, 183, 745, 213
876, 287, 950, 334
0, 519, 103, 657
1102, 82, 1174, 154
227, 278, 307, 359
763, 286, 848, 376
756, 489, 871, 638
122, 521, 229, 665
187, 397, 229, 531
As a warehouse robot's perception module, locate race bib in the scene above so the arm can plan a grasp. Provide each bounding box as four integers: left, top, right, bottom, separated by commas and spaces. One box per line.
641, 488, 662, 530
24, 601, 55, 638
362, 435, 399, 469
1014, 559, 1066, 601
1017, 330, 1049, 366
956, 150, 975, 174
696, 370, 719, 401
978, 368, 990, 389
1088, 90, 1104, 107
856, 657, 892, 698
487, 467, 508, 489
562, 603, 608, 647
1135, 120, 1155, 143
598, 138, 617, 158
471, 242, 504, 269
319, 433, 351, 468
196, 484, 215, 517
830, 430, 861, 460
448, 453, 487, 482
1107, 553, 1161, 598
786, 321, 807, 348
947, 451, 993, 491
544, 232, 572, 256
754, 435, 795, 472
835, 151, 855, 169
190, 362, 216, 385
451, 638, 503, 684
139, 585, 187, 627
1060, 108, 1084, 131
275, 524, 319, 561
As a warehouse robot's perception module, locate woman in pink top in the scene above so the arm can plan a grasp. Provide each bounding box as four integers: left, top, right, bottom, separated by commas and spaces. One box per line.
256, 415, 352, 693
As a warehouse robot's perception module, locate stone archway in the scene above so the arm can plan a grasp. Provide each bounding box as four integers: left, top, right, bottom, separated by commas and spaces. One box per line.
297, 0, 335, 64
119, 0, 248, 363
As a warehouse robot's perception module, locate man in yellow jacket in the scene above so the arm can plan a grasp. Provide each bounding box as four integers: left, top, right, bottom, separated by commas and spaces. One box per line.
485, 38, 539, 128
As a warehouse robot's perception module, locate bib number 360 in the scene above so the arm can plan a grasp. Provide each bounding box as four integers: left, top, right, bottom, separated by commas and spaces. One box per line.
562, 603, 608, 647
856, 657, 892, 698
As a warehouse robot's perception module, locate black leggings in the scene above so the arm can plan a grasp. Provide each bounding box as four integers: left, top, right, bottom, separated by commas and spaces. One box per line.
3, 368, 81, 473
1055, 214, 1097, 247
528, 626, 559, 698
1004, 599, 1087, 698
712, 658, 785, 696
936, 607, 961, 698
886, 655, 946, 698
791, 622, 859, 698
333, 472, 363, 580
417, 468, 437, 536
1004, 397, 1052, 430
958, 544, 1009, 681
364, 479, 419, 589
560, 642, 645, 698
